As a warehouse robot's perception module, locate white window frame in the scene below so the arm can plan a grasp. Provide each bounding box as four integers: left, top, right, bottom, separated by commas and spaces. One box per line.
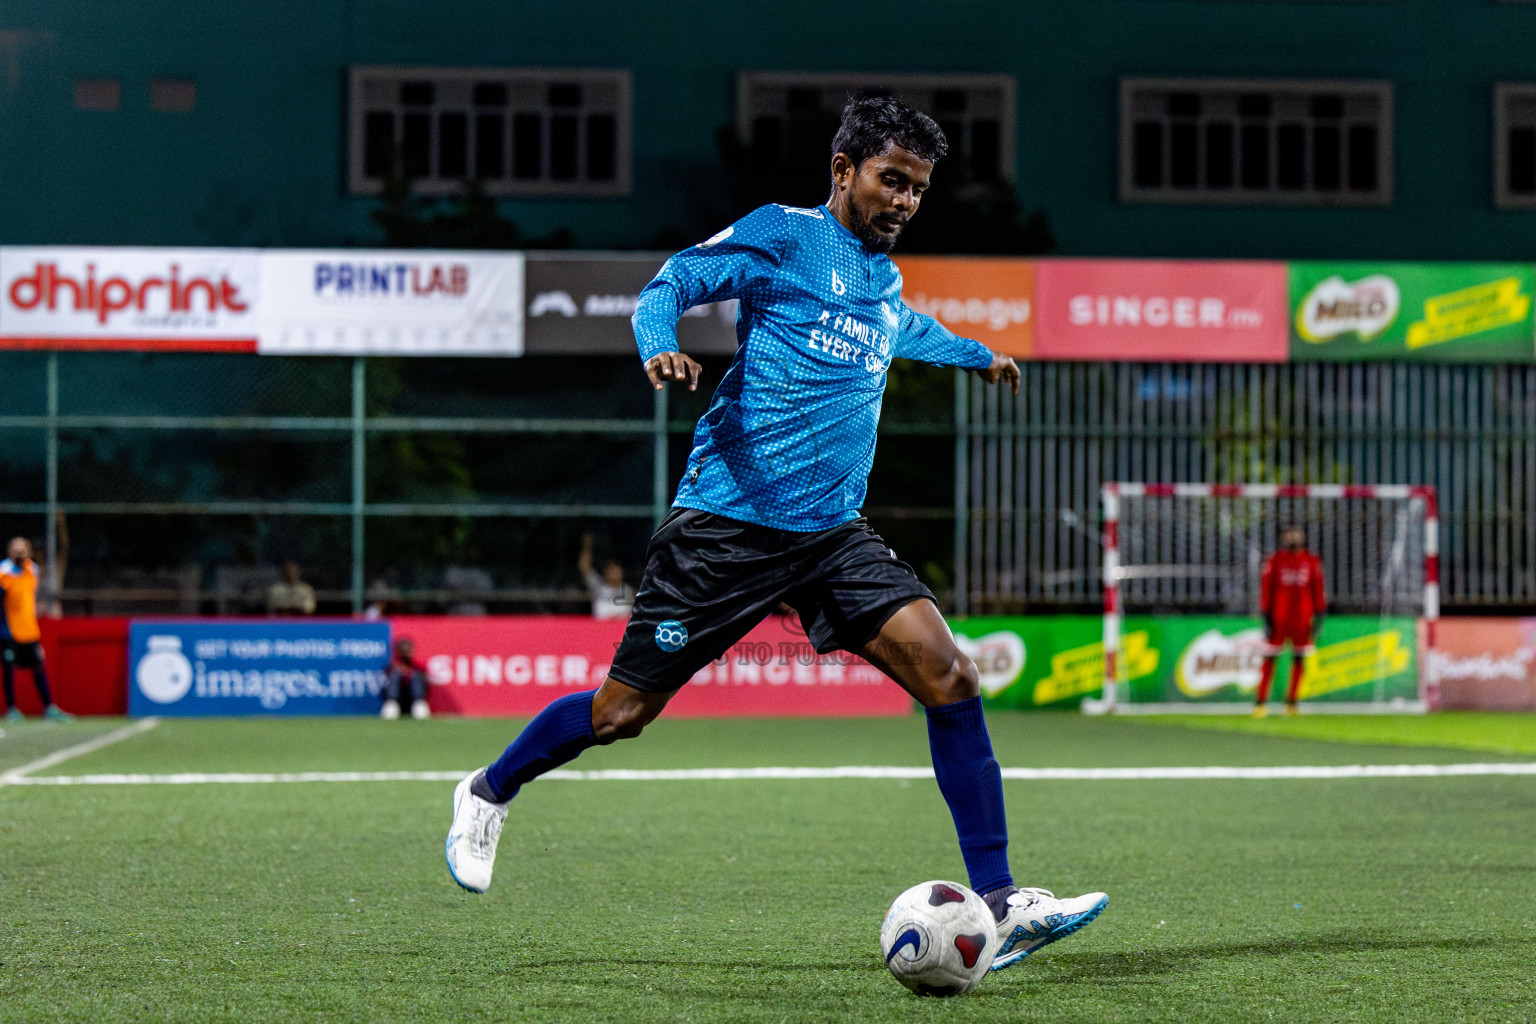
736, 72, 1016, 183
1120, 77, 1393, 206
348, 66, 631, 198
1494, 83, 1536, 208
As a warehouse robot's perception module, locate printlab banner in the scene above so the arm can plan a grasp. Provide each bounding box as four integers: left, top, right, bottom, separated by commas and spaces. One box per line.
128, 621, 391, 716
953, 614, 1420, 708
257, 250, 525, 355
391, 614, 912, 718
1290, 262, 1536, 362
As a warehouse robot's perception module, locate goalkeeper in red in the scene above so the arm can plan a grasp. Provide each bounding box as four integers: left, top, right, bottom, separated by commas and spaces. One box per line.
1255, 524, 1326, 716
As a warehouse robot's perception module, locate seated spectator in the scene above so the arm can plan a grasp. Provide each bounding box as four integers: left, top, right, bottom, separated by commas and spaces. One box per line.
381, 636, 430, 720
267, 561, 317, 616
579, 533, 633, 621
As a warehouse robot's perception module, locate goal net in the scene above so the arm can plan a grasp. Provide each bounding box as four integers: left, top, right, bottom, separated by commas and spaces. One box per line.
1091, 483, 1439, 714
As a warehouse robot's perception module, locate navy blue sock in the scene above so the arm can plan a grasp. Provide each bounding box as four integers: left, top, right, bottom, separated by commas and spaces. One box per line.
926, 696, 1013, 896
482, 690, 598, 802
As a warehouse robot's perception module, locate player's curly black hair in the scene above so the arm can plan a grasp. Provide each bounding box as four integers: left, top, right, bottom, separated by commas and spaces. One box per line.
829, 94, 948, 180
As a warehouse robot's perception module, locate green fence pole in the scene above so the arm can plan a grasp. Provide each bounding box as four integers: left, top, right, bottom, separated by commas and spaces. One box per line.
652, 383, 669, 527
45, 353, 59, 603
351, 358, 366, 615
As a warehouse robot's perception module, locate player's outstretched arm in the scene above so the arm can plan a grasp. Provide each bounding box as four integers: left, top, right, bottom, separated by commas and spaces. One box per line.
643, 351, 703, 392
974, 353, 1021, 395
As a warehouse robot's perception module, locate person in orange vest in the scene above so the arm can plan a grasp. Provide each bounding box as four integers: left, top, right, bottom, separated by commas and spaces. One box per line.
1255, 524, 1326, 717
1, 537, 72, 721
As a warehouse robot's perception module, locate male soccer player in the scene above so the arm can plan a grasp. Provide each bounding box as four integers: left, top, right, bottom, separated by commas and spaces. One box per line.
445, 96, 1108, 971
0, 537, 71, 721
1255, 524, 1327, 717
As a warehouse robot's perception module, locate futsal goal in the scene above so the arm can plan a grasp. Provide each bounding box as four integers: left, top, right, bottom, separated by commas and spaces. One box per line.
1087, 483, 1439, 715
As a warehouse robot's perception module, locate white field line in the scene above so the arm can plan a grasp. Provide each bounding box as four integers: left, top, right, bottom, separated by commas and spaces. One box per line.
7, 760, 1536, 786
0, 718, 160, 786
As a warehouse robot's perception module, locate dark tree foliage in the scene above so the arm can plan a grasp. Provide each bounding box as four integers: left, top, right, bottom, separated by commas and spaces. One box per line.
369, 173, 572, 250
716, 124, 1054, 256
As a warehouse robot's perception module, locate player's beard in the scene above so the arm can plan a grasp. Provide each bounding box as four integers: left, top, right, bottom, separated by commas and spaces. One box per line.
849, 204, 905, 254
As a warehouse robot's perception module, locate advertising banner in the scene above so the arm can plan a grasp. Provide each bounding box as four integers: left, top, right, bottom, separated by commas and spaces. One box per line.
524, 255, 738, 356
1148, 615, 1419, 704
0, 246, 260, 351
952, 615, 1162, 709
127, 621, 391, 716
1290, 262, 1536, 362
895, 256, 1034, 358
256, 250, 525, 355
1431, 618, 1536, 710
392, 614, 912, 718
954, 614, 1419, 708
1033, 259, 1289, 362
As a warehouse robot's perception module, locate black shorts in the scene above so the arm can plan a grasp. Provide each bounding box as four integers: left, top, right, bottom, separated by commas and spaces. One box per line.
608, 507, 934, 694
2, 640, 43, 670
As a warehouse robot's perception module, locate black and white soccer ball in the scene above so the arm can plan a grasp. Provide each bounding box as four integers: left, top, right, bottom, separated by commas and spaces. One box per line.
880, 880, 995, 996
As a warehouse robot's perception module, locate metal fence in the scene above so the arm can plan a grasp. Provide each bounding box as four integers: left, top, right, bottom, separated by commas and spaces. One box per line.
0, 350, 956, 615
6, 354, 1536, 616
957, 362, 1536, 614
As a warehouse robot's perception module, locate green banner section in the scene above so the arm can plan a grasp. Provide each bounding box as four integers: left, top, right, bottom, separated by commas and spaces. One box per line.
1290, 262, 1535, 362
952, 615, 1419, 708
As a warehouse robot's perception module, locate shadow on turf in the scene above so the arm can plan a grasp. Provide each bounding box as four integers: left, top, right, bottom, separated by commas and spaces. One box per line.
1018, 932, 1508, 985
496, 933, 1510, 981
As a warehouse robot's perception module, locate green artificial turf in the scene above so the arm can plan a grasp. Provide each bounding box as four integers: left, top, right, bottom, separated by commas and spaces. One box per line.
1136, 710, 1536, 757
2, 714, 1534, 1023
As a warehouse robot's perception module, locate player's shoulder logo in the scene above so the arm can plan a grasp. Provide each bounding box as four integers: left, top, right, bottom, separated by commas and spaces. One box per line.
696, 226, 734, 249
654, 619, 689, 652
776, 205, 824, 219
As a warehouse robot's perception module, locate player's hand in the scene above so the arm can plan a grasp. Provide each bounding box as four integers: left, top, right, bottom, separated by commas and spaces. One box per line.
976, 353, 1020, 395
644, 351, 703, 392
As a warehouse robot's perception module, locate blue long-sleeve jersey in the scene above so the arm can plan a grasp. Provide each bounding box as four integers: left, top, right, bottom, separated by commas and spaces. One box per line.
632, 203, 994, 532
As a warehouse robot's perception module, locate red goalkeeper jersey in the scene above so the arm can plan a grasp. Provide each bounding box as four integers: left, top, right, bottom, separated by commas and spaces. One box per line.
1260, 548, 1326, 625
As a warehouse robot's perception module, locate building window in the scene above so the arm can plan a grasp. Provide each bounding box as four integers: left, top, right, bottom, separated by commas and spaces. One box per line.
74, 78, 121, 111
348, 67, 631, 197
150, 79, 196, 113
1495, 84, 1536, 208
736, 73, 1015, 184
1121, 78, 1392, 205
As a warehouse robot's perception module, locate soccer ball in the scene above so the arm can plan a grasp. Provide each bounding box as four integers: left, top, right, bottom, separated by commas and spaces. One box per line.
880, 880, 995, 996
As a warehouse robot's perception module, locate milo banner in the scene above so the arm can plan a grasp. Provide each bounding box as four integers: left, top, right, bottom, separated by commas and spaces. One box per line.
952, 614, 1418, 708
1290, 262, 1536, 362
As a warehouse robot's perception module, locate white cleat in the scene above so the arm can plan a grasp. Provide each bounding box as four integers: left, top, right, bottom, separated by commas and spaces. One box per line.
410, 699, 431, 720
380, 700, 401, 720
991, 887, 1109, 971
445, 769, 507, 893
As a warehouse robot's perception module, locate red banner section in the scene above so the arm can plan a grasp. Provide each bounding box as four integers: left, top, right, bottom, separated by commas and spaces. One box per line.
34, 617, 131, 716
1432, 618, 1536, 710
1034, 259, 1289, 362
391, 615, 914, 718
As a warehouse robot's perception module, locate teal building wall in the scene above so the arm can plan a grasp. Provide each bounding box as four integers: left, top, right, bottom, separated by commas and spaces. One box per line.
3, 1, 1536, 258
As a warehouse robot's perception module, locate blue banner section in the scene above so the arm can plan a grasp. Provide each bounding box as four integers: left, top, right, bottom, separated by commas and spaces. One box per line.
128, 621, 391, 717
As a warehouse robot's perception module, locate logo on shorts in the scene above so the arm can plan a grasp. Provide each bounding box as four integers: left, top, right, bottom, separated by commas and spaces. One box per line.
654, 620, 689, 653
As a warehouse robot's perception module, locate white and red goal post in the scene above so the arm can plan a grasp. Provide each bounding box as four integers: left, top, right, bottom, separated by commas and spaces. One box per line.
1098, 482, 1439, 714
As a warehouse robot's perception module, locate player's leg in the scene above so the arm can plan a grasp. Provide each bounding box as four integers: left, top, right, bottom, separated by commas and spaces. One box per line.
379, 670, 403, 720
1255, 626, 1282, 716
1284, 620, 1314, 713
2, 642, 19, 721
446, 508, 788, 893
407, 670, 431, 720
27, 646, 69, 720
860, 599, 1108, 970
